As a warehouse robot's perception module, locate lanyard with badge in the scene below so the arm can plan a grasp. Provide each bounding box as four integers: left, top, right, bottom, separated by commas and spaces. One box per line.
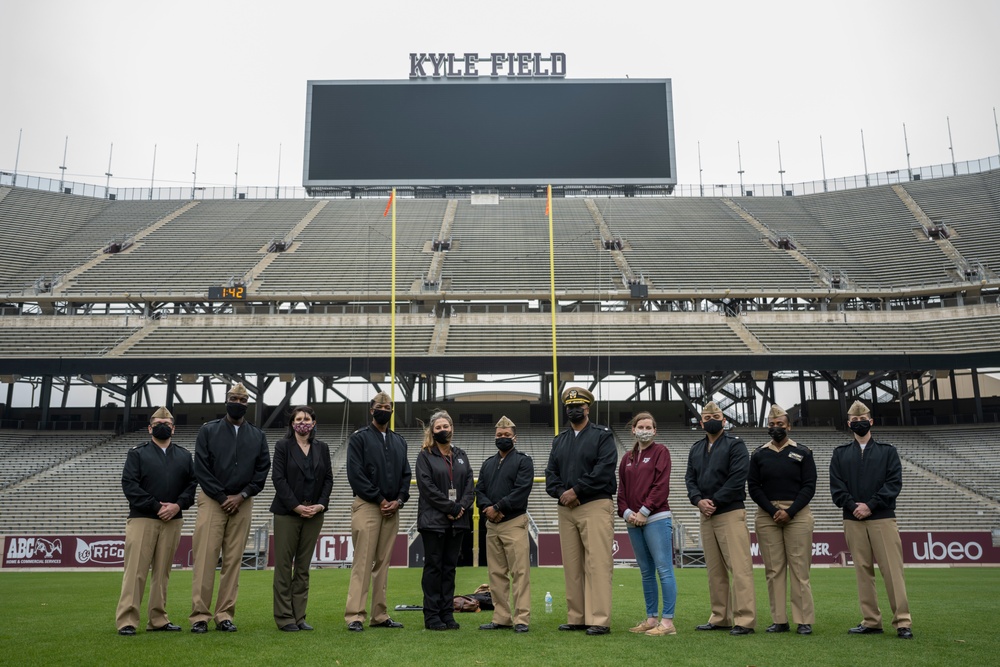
444, 452, 456, 501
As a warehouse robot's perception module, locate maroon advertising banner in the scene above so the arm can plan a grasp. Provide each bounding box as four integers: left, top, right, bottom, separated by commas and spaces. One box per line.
2, 534, 409, 569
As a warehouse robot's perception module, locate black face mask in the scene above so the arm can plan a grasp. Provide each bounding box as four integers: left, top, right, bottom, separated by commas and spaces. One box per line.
768, 427, 788, 442
151, 423, 173, 441
226, 402, 248, 420
703, 419, 724, 435
566, 406, 587, 424
495, 437, 514, 452
372, 409, 391, 426
433, 430, 452, 444
850, 420, 872, 437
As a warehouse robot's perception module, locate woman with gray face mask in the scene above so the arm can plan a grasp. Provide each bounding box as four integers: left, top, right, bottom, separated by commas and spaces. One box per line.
617, 412, 677, 636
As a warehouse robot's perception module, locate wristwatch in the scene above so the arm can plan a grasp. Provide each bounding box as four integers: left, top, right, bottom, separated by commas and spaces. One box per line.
240, 491, 249, 499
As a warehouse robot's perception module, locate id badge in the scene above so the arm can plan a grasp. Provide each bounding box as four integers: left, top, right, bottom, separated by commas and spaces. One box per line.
448, 488, 457, 501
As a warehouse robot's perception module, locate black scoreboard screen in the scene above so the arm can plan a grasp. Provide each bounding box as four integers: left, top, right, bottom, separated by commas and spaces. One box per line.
303, 79, 676, 188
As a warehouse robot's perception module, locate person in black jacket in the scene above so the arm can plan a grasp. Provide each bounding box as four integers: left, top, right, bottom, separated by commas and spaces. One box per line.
344, 392, 411, 632
115, 406, 196, 636
416, 410, 475, 631
748, 404, 816, 635
685, 401, 756, 635
476, 415, 534, 633
544, 386, 617, 636
830, 400, 912, 639
189, 382, 271, 634
270, 406, 333, 632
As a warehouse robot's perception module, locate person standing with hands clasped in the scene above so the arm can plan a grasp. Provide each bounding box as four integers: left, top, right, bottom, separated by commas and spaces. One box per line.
748, 404, 816, 635
685, 401, 756, 636
416, 411, 474, 631
270, 406, 332, 632
618, 412, 678, 637
476, 416, 534, 633
830, 400, 913, 640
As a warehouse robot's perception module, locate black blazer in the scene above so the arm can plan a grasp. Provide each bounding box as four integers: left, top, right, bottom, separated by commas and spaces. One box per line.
270, 437, 333, 516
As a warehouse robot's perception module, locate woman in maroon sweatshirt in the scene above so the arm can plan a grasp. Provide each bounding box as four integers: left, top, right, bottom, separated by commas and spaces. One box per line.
617, 412, 677, 636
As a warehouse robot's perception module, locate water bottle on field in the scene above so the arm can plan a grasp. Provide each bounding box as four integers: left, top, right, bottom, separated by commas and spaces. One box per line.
545, 591, 553, 613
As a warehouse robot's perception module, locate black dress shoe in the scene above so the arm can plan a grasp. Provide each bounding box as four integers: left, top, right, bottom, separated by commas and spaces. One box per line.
370, 618, 404, 628
426, 621, 448, 631
191, 621, 208, 634
730, 625, 755, 635
216, 620, 237, 632
796, 624, 812, 635
444, 620, 461, 630
695, 623, 732, 631
558, 624, 588, 631
297, 622, 314, 631
118, 625, 136, 636
479, 622, 512, 630
515, 624, 529, 633
586, 625, 610, 635
279, 623, 300, 632
149, 623, 181, 632
848, 624, 883, 635
347, 621, 364, 632
897, 627, 913, 639
766, 623, 790, 633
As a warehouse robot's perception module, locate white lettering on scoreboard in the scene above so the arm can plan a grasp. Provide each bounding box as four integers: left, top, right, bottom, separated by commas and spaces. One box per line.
409, 52, 566, 79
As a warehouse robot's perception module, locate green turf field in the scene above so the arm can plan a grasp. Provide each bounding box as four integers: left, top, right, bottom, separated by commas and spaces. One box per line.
1, 566, 996, 666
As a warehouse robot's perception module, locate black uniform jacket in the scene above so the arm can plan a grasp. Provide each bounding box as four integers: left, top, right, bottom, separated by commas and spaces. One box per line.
346, 424, 412, 506
830, 436, 902, 521
416, 445, 475, 533
685, 431, 750, 515
545, 421, 618, 505
122, 440, 197, 520
269, 437, 333, 516
748, 440, 817, 518
475, 448, 534, 522
194, 417, 271, 503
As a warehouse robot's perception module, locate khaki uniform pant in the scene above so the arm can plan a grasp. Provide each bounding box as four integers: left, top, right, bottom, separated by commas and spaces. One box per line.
272, 512, 325, 627
557, 498, 614, 627
189, 492, 254, 625
701, 509, 756, 628
115, 517, 183, 630
485, 513, 531, 627
345, 498, 399, 625
755, 502, 815, 625
843, 518, 911, 629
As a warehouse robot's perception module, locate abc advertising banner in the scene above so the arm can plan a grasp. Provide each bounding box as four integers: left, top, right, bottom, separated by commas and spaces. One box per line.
536, 531, 1000, 567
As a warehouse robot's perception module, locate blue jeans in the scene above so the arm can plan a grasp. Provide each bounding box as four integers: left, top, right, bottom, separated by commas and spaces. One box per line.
627, 518, 677, 618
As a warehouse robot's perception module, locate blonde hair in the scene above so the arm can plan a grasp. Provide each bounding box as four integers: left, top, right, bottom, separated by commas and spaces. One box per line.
422, 410, 454, 449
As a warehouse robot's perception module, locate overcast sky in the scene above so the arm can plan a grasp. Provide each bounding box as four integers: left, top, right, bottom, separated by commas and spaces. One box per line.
1, 0, 998, 194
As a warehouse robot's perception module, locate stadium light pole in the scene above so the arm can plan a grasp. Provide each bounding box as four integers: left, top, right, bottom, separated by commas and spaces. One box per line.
276, 143, 282, 199
104, 142, 114, 199
777, 140, 786, 195
13, 128, 22, 187
947, 116, 956, 175
697, 141, 704, 197
820, 135, 828, 192
234, 143, 240, 199
58, 136, 68, 193
737, 141, 745, 196
994, 107, 1000, 157
149, 144, 157, 201
860, 129, 869, 187
191, 143, 199, 200
903, 123, 912, 182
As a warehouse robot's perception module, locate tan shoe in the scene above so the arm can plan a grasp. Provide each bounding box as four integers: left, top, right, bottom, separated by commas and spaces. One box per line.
646, 623, 678, 636
629, 620, 656, 634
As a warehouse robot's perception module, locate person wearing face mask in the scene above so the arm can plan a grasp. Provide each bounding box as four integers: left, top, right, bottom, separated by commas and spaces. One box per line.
685, 401, 756, 636
830, 400, 912, 640
345, 391, 411, 632
190, 382, 271, 634
748, 404, 816, 636
270, 406, 333, 632
116, 406, 196, 636
617, 412, 677, 637
475, 416, 534, 633
416, 411, 475, 630
545, 387, 618, 636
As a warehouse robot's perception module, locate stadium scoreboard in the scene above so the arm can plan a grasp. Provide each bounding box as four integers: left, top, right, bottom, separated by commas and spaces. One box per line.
303, 78, 676, 193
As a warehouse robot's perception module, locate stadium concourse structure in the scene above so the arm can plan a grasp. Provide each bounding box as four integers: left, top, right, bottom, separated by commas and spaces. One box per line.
1, 162, 1000, 552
